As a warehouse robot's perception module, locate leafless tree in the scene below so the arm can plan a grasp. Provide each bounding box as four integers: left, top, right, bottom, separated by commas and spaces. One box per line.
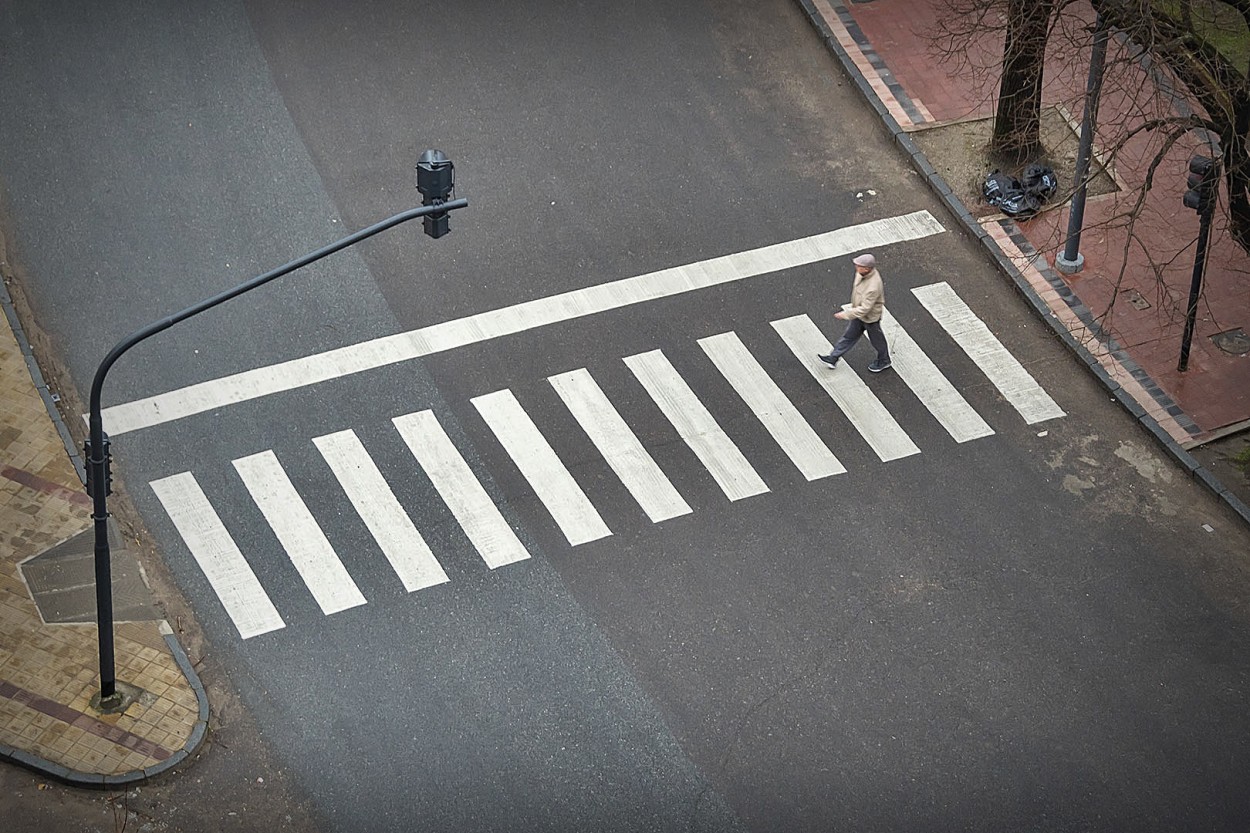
1091, 0, 1250, 252
934, 0, 1250, 257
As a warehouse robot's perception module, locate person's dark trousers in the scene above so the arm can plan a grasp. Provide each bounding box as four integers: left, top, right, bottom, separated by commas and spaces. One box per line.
830, 318, 890, 362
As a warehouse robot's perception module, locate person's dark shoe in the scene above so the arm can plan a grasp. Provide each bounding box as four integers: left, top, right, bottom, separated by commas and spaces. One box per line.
868, 358, 892, 373
818, 353, 839, 368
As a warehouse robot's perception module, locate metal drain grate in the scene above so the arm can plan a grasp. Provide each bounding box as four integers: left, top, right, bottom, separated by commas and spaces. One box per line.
1212, 328, 1250, 356
18, 519, 159, 624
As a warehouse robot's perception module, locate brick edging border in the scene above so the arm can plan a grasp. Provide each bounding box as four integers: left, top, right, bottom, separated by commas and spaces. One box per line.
792, 0, 1250, 529
0, 274, 211, 787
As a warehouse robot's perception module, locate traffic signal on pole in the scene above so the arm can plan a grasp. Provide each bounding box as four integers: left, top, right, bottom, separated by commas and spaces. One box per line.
1183, 155, 1217, 213
416, 149, 455, 239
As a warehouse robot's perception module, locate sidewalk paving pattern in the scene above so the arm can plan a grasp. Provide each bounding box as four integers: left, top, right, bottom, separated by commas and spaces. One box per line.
2, 0, 1249, 793
0, 279, 207, 787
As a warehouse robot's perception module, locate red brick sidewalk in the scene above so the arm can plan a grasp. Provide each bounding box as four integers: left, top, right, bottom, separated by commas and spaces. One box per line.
813, 0, 1250, 445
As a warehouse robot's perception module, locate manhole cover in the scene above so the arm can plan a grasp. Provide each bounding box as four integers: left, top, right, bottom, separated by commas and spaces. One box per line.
1212, 328, 1250, 355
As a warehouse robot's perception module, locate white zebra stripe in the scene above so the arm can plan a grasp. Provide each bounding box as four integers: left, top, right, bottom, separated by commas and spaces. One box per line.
392, 410, 531, 569
312, 429, 450, 592
150, 472, 285, 639
624, 349, 769, 501
771, 314, 920, 462
698, 331, 846, 481
472, 389, 612, 546
549, 368, 692, 523
232, 450, 367, 615
880, 309, 994, 443
912, 282, 1065, 424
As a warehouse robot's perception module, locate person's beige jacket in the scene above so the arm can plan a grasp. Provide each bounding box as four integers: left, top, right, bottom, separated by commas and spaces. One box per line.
844, 268, 885, 323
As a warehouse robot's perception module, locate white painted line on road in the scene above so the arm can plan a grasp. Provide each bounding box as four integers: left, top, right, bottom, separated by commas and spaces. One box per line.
98, 211, 947, 436
771, 314, 920, 462
392, 410, 531, 569
698, 331, 846, 481
149, 472, 286, 640
912, 282, 1065, 424
549, 368, 692, 524
624, 349, 769, 501
312, 429, 450, 592
880, 309, 994, 443
471, 389, 612, 547
232, 450, 367, 615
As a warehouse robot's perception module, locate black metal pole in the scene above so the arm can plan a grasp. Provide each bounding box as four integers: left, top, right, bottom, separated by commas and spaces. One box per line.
1056, 14, 1109, 274
87, 198, 467, 704
1178, 195, 1214, 372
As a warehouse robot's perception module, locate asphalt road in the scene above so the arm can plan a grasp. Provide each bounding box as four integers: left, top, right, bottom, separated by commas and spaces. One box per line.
3, 1, 1250, 831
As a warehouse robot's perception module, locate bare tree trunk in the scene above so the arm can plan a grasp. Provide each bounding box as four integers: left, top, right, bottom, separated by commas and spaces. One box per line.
991, 0, 1057, 163
1225, 100, 1250, 252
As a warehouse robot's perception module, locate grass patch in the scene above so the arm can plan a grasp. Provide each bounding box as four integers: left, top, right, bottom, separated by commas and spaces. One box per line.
1155, 0, 1250, 74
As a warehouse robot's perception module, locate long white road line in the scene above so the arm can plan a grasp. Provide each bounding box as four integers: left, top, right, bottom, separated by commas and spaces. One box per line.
98, 211, 946, 436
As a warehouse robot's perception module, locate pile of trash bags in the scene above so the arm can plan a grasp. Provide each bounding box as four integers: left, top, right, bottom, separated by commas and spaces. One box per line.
982, 164, 1058, 218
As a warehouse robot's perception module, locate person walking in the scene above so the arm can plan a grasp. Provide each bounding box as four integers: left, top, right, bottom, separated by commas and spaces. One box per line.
818, 253, 892, 372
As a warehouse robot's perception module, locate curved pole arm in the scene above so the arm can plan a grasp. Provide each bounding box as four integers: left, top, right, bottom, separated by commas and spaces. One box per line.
87, 198, 468, 433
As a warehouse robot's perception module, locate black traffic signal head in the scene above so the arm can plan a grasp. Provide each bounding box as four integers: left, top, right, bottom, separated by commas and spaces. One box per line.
416, 149, 455, 238
1183, 154, 1217, 213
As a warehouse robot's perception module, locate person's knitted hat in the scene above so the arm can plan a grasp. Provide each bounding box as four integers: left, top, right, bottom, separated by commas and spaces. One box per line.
853, 253, 876, 268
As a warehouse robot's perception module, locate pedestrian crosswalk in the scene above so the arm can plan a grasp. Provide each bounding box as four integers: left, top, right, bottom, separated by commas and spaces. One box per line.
549, 368, 693, 524
312, 429, 450, 593
772, 315, 921, 462
148, 472, 287, 639
624, 349, 770, 502
392, 410, 532, 570
698, 331, 846, 482
472, 389, 612, 547
233, 450, 368, 616
149, 281, 1064, 639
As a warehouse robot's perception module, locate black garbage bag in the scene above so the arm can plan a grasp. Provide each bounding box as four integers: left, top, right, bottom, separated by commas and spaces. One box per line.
1022, 163, 1058, 202
982, 164, 1058, 219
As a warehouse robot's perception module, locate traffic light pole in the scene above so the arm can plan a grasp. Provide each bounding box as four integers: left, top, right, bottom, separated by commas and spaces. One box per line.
1055, 14, 1108, 275
1177, 193, 1214, 372
86, 196, 467, 708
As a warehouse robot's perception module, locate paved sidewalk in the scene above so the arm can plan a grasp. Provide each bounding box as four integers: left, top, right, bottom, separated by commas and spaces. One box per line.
797, 0, 1250, 522
1, 276, 208, 787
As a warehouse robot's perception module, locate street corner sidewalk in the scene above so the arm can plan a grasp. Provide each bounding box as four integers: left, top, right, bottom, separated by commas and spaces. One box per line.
794, 0, 1250, 523
1, 280, 209, 787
